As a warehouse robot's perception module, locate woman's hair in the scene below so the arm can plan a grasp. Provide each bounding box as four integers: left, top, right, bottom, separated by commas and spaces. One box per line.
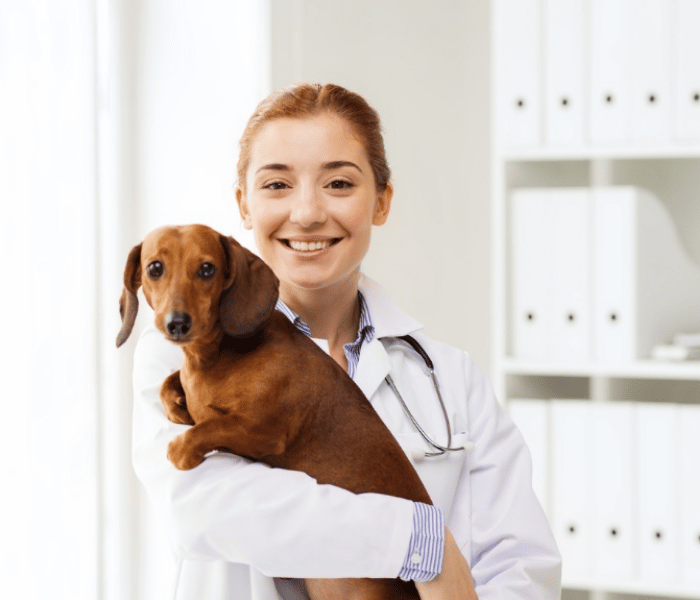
237, 83, 391, 192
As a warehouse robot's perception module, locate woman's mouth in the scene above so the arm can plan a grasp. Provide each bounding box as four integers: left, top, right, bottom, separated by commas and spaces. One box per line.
282, 238, 342, 252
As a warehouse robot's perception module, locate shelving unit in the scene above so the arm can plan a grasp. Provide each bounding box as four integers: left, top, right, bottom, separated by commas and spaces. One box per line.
491, 1, 700, 599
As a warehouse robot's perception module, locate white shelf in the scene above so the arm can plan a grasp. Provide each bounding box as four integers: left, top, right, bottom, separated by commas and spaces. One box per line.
501, 144, 700, 162
501, 358, 700, 381
563, 578, 700, 600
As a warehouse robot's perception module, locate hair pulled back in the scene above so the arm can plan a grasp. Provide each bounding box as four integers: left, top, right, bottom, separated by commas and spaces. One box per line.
237, 83, 391, 192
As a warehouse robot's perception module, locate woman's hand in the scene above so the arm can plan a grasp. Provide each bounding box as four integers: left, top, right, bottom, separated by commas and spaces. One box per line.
415, 528, 478, 600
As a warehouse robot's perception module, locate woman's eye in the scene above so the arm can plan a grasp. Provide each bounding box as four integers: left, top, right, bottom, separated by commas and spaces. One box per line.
147, 261, 164, 279
327, 179, 353, 190
198, 262, 216, 280
264, 181, 289, 191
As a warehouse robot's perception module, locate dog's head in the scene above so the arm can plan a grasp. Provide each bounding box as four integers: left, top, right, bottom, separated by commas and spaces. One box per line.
116, 224, 279, 347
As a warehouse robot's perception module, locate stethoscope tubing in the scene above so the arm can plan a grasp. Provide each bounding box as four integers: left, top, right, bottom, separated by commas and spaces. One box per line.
386, 335, 469, 458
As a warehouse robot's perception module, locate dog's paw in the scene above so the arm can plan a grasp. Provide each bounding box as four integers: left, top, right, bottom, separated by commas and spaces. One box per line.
167, 435, 204, 470
164, 399, 195, 426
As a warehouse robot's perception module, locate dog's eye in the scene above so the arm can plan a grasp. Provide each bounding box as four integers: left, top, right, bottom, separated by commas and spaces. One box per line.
147, 261, 164, 279
198, 262, 216, 280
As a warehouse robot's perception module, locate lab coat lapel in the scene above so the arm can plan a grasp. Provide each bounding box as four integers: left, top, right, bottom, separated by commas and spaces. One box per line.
354, 275, 424, 399
354, 336, 391, 399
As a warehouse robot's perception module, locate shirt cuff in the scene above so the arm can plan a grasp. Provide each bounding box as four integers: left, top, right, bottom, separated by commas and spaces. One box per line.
397, 502, 445, 582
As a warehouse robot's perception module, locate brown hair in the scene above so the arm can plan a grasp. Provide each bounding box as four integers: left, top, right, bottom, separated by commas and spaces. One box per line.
237, 83, 391, 192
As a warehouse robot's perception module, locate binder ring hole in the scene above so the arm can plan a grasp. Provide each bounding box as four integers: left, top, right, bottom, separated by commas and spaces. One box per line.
561, 97, 569, 107
567, 313, 576, 322
605, 94, 614, 104
654, 530, 663, 540
693, 92, 700, 103
609, 312, 618, 322
648, 93, 657, 104
516, 98, 526, 109
568, 524, 576, 534
610, 528, 618, 537
526, 312, 535, 322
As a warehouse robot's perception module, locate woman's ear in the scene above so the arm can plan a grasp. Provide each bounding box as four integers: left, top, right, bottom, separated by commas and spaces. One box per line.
236, 186, 253, 230
372, 182, 393, 226
219, 236, 279, 337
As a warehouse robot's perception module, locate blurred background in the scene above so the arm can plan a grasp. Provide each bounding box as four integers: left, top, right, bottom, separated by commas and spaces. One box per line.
0, 1, 489, 599
3, 1, 699, 600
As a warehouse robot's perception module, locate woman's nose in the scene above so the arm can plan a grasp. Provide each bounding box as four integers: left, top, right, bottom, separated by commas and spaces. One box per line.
290, 185, 327, 228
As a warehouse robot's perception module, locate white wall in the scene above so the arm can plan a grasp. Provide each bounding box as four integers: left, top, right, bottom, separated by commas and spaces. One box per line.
269, 0, 493, 375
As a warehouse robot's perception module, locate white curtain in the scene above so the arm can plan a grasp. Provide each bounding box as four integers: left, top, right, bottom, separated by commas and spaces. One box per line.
0, 1, 269, 598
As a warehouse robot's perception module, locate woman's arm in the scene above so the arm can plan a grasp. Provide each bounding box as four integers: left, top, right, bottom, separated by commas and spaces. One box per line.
132, 325, 418, 579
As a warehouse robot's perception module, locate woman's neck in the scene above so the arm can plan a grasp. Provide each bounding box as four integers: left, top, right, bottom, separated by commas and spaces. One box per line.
279, 278, 361, 370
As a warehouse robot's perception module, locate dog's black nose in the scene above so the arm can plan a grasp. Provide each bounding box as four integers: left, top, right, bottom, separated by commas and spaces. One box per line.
166, 312, 192, 337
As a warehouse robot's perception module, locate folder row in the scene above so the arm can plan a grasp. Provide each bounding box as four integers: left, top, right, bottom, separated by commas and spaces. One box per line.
508, 399, 700, 588
494, 0, 700, 149
509, 186, 700, 362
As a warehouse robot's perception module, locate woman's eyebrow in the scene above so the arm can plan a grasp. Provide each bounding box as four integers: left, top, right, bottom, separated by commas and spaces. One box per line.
323, 160, 363, 173
256, 163, 291, 175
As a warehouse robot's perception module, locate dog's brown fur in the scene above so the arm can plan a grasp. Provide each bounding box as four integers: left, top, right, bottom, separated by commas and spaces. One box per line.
118, 224, 432, 599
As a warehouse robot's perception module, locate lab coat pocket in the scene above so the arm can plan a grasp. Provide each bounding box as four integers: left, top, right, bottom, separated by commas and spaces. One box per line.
393, 432, 471, 517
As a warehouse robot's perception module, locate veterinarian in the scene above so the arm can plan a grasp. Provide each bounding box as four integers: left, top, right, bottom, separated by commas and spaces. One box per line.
132, 83, 562, 600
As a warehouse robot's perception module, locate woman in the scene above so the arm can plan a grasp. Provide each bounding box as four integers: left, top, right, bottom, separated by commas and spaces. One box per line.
132, 83, 562, 600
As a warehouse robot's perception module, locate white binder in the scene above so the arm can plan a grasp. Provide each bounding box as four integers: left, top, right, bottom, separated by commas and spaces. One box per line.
493, 0, 542, 148
510, 190, 553, 359
510, 188, 592, 361
550, 190, 592, 361
543, 0, 586, 145
507, 399, 550, 515
592, 187, 700, 361
551, 400, 592, 581
675, 0, 700, 141
680, 404, 700, 588
588, 0, 631, 143
636, 403, 680, 584
629, 0, 673, 143
591, 402, 637, 581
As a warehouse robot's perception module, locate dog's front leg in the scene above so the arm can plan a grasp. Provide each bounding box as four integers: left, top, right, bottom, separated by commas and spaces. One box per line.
160, 370, 195, 426
167, 416, 287, 470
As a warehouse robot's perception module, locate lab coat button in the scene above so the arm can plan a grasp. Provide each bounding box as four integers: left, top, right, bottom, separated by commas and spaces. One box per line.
410, 553, 422, 565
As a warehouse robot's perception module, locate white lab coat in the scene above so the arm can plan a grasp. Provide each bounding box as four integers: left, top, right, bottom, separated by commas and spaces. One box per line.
132, 275, 562, 600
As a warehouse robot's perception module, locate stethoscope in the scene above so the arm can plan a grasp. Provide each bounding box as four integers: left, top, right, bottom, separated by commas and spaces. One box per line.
384, 335, 475, 460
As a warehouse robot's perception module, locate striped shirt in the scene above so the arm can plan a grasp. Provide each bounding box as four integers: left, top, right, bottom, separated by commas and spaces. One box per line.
275, 294, 445, 581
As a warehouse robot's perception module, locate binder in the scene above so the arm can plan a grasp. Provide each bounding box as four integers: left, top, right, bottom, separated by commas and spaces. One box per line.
550, 190, 592, 361
588, 0, 631, 143
551, 400, 592, 581
629, 0, 673, 143
493, 0, 542, 148
592, 187, 700, 361
510, 188, 593, 361
591, 402, 637, 581
507, 399, 550, 515
636, 403, 680, 584
680, 404, 700, 588
510, 190, 553, 360
675, 0, 700, 141
543, 0, 586, 145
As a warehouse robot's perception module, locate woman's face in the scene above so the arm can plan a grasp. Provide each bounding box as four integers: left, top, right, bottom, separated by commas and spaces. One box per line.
237, 113, 392, 295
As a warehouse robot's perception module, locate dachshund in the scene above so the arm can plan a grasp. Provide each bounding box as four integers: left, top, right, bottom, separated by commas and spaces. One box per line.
117, 224, 433, 600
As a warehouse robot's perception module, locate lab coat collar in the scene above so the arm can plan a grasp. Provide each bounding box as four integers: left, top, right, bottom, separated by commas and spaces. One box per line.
354, 275, 424, 399
358, 275, 424, 340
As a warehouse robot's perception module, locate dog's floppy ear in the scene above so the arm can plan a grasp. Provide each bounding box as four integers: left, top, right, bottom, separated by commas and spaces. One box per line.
116, 243, 143, 348
219, 235, 279, 337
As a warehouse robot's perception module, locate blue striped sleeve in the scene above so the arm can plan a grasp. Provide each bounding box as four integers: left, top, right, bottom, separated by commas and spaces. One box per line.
397, 502, 445, 582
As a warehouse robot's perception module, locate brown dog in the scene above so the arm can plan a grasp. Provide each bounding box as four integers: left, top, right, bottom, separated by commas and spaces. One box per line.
117, 224, 433, 599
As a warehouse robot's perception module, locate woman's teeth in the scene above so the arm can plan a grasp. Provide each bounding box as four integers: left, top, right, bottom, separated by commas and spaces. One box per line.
287, 239, 335, 252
